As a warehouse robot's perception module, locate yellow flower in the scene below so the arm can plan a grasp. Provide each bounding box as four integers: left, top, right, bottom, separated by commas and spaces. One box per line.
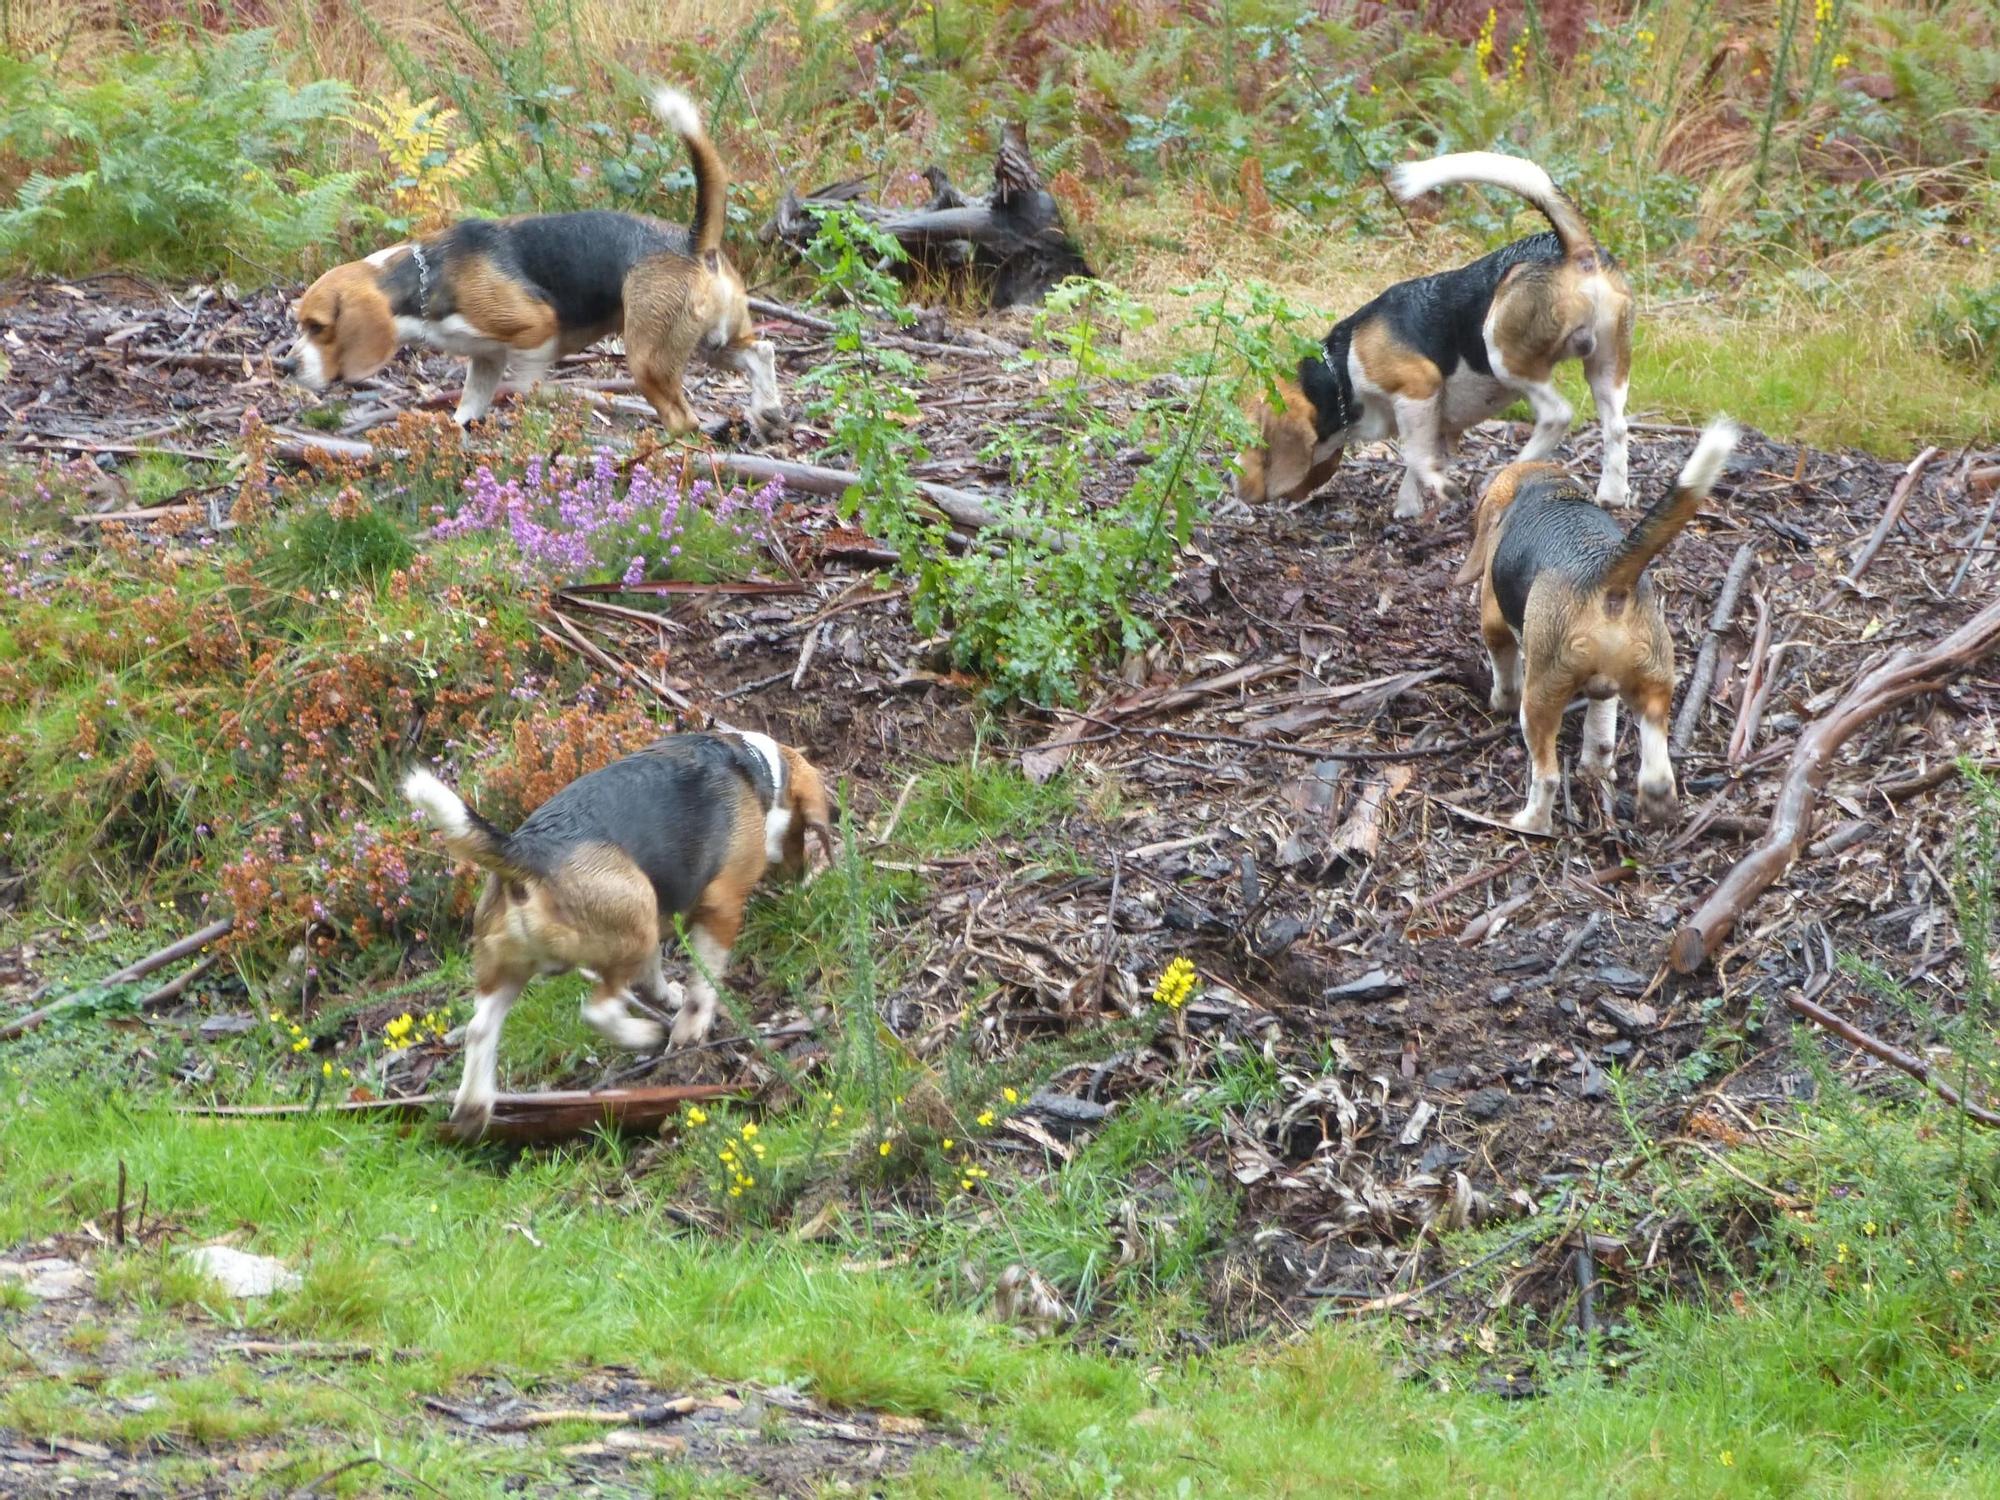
740, 1123, 758, 1139
960, 1178, 974, 1191
1153, 958, 1197, 1010
728, 1186, 742, 1198
1831, 52, 1851, 69
1837, 1243, 1850, 1263
977, 1110, 995, 1128
322, 1061, 333, 1078
340, 1067, 352, 1079
879, 1140, 893, 1157
385, 1013, 414, 1040
1863, 1220, 1877, 1236
941, 1139, 955, 1151
1002, 1088, 1018, 1105
1720, 1451, 1735, 1468
291, 1038, 310, 1053
686, 1106, 708, 1126
751, 1143, 766, 1159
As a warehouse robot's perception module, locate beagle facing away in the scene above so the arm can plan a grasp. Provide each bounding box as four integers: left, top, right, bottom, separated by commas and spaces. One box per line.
290, 88, 783, 441
1459, 418, 1739, 836
403, 731, 833, 1137
1235, 152, 1635, 520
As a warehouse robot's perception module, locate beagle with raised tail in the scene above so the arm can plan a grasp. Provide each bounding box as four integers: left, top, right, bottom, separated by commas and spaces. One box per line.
403, 731, 833, 1137
1459, 418, 1739, 835
290, 88, 783, 440
1236, 152, 1635, 520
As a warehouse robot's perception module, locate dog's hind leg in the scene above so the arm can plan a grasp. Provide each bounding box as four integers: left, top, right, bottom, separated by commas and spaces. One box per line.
452, 966, 525, 1136
1586, 358, 1631, 508
1633, 684, 1677, 826
1481, 601, 1523, 716
708, 335, 786, 443
1511, 674, 1569, 835
1580, 697, 1619, 781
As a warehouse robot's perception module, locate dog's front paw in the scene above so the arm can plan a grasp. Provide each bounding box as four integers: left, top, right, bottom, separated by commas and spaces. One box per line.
1596, 477, 1632, 509
1636, 777, 1678, 827
612, 1014, 667, 1051
1579, 742, 1617, 781
669, 1003, 715, 1048
748, 406, 788, 445
1490, 682, 1522, 716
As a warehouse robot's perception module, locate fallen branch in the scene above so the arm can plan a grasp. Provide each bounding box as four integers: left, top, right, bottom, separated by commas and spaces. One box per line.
1786, 992, 2000, 1128
747, 295, 1013, 359
1674, 543, 1755, 754
1818, 445, 1939, 609
425, 1395, 700, 1432
1949, 466, 2000, 597
180, 1083, 747, 1142
1725, 592, 1772, 766
536, 611, 696, 716
1668, 593, 2000, 972
1, 916, 235, 1041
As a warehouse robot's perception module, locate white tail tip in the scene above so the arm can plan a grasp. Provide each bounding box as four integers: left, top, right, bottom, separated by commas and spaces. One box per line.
403, 767, 471, 838
649, 86, 703, 140
1387, 150, 1557, 207
1678, 418, 1740, 495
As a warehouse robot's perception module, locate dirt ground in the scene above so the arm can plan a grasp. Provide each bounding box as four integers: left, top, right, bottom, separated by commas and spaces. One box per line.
4, 275, 1999, 1351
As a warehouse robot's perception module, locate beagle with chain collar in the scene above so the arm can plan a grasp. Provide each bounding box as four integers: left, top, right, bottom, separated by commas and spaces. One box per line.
289, 88, 783, 440
1459, 418, 1739, 836
1236, 152, 1635, 520
403, 731, 834, 1138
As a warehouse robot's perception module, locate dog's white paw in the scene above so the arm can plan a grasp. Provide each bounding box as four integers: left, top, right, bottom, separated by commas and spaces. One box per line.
448, 1092, 495, 1140
1579, 743, 1617, 781
670, 999, 716, 1048
1490, 683, 1521, 716
1509, 805, 1554, 836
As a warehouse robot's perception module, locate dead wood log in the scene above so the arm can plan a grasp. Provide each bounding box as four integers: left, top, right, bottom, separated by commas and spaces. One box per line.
1949, 466, 2000, 597
1, 916, 235, 1041
1667, 593, 2000, 973
746, 295, 1012, 359
762, 123, 1091, 308
1786, 992, 2000, 1128
1673, 542, 1755, 754
180, 1083, 746, 1142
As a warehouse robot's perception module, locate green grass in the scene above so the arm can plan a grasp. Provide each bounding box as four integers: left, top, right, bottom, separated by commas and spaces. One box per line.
4, 1084, 2000, 1496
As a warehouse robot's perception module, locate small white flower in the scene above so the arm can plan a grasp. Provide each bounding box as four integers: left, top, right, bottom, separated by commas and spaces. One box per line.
403, 629, 415, 642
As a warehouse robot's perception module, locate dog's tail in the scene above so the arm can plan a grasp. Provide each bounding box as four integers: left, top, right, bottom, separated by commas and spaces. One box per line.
1388, 152, 1600, 267
650, 86, 726, 263
403, 768, 529, 879
1598, 418, 1739, 597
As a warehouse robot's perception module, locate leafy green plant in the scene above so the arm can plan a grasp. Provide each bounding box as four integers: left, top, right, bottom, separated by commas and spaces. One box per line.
1927, 282, 2000, 378
0, 31, 358, 276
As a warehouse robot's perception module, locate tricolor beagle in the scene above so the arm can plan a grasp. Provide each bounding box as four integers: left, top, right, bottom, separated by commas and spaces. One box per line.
404, 731, 833, 1137
1236, 152, 1635, 519
290, 88, 783, 441
1459, 419, 1738, 835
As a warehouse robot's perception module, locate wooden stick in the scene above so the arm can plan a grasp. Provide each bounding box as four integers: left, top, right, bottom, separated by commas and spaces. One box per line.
1818, 445, 1939, 608
1408, 850, 1529, 918
1, 916, 235, 1040
1786, 992, 2000, 1128
137, 953, 219, 1010
536, 613, 696, 716
180, 1083, 747, 1142
1668, 594, 2000, 972
1949, 467, 2000, 597
1674, 543, 1755, 754
746, 295, 1010, 359
1726, 592, 1772, 766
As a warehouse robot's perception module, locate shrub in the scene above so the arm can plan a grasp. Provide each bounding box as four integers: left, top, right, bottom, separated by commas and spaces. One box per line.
0, 31, 359, 277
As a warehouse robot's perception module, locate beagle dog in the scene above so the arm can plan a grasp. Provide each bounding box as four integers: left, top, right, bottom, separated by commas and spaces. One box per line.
403, 731, 834, 1137
1236, 152, 1635, 519
290, 88, 783, 441
1458, 418, 1738, 835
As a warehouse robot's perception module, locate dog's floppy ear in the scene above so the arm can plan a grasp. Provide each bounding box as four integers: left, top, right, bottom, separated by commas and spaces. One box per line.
1456, 465, 1526, 586
781, 747, 838, 868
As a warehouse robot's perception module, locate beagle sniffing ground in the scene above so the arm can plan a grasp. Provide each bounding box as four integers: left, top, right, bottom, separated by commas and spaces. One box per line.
1236, 152, 1635, 520
290, 88, 783, 440
1460, 418, 1739, 836
404, 732, 833, 1138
